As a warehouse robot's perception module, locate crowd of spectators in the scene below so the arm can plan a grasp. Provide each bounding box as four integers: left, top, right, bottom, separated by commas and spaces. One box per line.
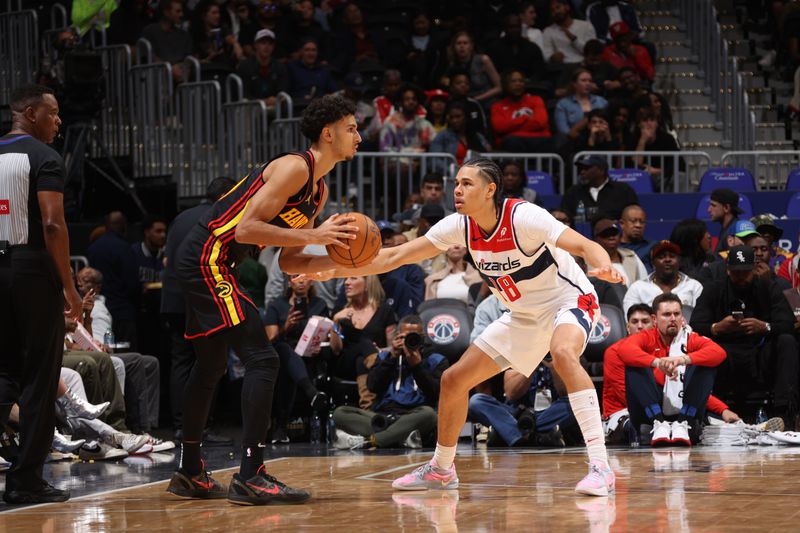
12, 2, 800, 466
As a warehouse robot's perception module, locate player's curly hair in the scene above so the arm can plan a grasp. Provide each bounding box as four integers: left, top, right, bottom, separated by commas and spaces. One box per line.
300, 95, 356, 143
462, 157, 503, 211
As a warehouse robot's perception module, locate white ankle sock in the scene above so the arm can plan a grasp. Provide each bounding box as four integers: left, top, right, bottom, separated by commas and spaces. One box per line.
568, 388, 608, 466
431, 443, 457, 471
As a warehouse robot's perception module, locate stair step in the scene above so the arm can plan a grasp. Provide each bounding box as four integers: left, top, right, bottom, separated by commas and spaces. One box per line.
680, 127, 724, 143
644, 29, 690, 41
675, 123, 717, 130
639, 16, 684, 27
674, 109, 718, 125
658, 56, 695, 64
656, 40, 692, 47
658, 45, 694, 57
662, 91, 713, 107
655, 76, 706, 91
642, 24, 682, 32
756, 126, 788, 142
755, 140, 795, 149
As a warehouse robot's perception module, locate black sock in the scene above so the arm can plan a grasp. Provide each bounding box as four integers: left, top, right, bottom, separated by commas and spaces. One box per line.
240, 444, 264, 479
181, 441, 202, 475
653, 413, 665, 423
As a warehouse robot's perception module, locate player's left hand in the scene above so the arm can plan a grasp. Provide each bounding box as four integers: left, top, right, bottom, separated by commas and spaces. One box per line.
587, 266, 624, 284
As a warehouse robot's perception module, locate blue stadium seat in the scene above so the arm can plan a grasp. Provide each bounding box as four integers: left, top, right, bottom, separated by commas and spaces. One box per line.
608, 168, 654, 193
699, 168, 757, 192
696, 193, 753, 220
786, 192, 800, 218
787, 169, 800, 191
525, 171, 555, 196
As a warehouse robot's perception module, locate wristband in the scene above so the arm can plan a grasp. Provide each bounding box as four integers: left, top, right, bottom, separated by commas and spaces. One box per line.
332, 322, 345, 340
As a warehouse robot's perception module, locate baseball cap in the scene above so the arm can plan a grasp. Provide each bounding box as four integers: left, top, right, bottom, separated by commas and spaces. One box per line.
254, 29, 276, 42
376, 220, 396, 234
593, 219, 620, 237
344, 72, 367, 93
729, 219, 759, 239
710, 188, 743, 215
727, 245, 755, 271
609, 21, 632, 40
751, 213, 783, 239
575, 155, 609, 169
650, 240, 681, 258
425, 89, 449, 103
420, 203, 445, 223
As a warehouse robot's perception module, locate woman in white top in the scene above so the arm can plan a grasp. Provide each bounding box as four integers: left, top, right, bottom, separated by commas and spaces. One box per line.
424, 245, 482, 302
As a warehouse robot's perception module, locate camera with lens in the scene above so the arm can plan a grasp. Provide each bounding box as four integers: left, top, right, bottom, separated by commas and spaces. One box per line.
516, 407, 537, 432
403, 331, 425, 351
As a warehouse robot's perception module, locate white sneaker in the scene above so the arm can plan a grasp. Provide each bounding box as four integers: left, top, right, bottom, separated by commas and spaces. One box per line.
670, 420, 691, 446
141, 433, 176, 453
403, 430, 423, 449
651, 420, 672, 447
105, 432, 150, 453
333, 429, 366, 450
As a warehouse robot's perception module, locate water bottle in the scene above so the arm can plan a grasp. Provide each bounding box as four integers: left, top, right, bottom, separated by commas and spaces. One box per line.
103, 329, 115, 348
326, 411, 336, 445
575, 201, 586, 224
755, 401, 768, 425
309, 412, 321, 444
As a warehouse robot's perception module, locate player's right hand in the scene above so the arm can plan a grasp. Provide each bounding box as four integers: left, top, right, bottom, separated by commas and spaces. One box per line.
292, 270, 337, 283
314, 213, 358, 249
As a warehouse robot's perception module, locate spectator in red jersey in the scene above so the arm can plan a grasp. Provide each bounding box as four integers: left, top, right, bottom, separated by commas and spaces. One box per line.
619, 293, 727, 446
490, 70, 554, 153
601, 21, 654, 82
602, 302, 738, 443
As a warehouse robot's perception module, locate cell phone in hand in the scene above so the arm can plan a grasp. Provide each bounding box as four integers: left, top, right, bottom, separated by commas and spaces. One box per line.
732, 311, 744, 321
294, 296, 308, 314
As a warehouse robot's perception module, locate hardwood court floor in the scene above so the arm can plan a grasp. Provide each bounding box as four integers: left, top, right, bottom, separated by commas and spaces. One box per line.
2, 446, 800, 532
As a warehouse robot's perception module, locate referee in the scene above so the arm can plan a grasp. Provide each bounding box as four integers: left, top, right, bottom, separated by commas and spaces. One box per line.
0, 85, 82, 504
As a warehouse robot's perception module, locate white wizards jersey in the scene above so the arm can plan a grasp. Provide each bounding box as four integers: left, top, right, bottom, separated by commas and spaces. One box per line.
425, 198, 595, 316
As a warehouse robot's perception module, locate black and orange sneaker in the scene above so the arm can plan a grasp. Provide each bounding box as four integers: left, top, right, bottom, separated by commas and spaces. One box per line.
166, 461, 226, 499
227, 465, 310, 506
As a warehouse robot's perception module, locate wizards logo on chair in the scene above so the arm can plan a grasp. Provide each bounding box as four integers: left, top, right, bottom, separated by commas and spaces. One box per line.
587, 314, 611, 344
426, 314, 461, 345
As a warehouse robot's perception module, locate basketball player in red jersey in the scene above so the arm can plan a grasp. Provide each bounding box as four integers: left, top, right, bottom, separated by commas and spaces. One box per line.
293, 158, 623, 497
167, 95, 360, 505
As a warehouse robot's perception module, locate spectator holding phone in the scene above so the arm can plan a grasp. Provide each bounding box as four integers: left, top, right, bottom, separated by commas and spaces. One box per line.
264, 276, 330, 442
691, 246, 799, 428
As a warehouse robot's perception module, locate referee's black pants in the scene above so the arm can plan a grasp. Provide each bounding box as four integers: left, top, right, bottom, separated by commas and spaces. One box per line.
183, 305, 279, 449
0, 248, 64, 491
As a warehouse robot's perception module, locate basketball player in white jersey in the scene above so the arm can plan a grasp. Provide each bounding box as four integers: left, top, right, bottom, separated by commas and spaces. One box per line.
288, 158, 623, 496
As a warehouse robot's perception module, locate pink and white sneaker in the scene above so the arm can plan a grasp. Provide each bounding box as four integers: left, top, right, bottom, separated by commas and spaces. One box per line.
392, 462, 459, 491
574, 459, 615, 497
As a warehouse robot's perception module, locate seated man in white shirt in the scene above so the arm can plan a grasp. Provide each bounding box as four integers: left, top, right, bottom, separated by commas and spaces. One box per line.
623, 240, 703, 315
542, 0, 597, 65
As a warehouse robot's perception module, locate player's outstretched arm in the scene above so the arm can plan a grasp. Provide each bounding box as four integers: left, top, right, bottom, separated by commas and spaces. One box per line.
555, 227, 624, 283
288, 236, 441, 279
235, 157, 357, 248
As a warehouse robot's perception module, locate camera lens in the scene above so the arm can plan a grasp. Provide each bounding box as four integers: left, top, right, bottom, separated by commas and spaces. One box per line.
404, 332, 424, 351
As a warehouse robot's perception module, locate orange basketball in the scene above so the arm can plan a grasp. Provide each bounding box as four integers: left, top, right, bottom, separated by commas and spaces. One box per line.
326, 212, 382, 268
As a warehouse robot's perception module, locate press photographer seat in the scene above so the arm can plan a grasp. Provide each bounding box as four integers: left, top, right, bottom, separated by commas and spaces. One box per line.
417, 299, 474, 364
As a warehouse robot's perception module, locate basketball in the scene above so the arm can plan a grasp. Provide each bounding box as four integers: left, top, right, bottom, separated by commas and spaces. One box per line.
326, 212, 382, 268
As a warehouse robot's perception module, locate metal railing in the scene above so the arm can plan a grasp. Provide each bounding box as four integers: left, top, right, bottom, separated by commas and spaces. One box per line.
129, 62, 175, 178
269, 117, 304, 157
174, 81, 224, 198
573, 151, 713, 192
677, 0, 756, 150
94, 44, 132, 158
328, 152, 458, 221
0, 9, 38, 126
50, 3, 67, 29
470, 152, 566, 194
721, 151, 800, 190
222, 99, 269, 183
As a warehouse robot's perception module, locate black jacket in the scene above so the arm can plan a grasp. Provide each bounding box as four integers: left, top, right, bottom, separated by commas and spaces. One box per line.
690, 277, 795, 347
561, 179, 639, 221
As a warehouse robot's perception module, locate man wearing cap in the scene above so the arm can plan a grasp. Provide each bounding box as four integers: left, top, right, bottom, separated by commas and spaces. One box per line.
622, 240, 704, 315
589, 217, 647, 287
142, 0, 193, 83
600, 21, 653, 82
708, 188, 743, 255
751, 213, 792, 272
697, 219, 760, 284
691, 245, 799, 429
236, 29, 289, 106
585, 0, 644, 43
561, 155, 639, 221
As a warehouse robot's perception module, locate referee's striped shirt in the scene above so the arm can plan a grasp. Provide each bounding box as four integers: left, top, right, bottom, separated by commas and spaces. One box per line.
0, 133, 65, 249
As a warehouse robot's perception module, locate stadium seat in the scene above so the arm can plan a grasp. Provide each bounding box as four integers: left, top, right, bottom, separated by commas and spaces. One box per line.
525, 170, 556, 196
417, 299, 474, 364
583, 304, 626, 364
786, 192, 800, 218
787, 169, 800, 191
608, 168, 654, 194
698, 168, 757, 192
696, 193, 753, 220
